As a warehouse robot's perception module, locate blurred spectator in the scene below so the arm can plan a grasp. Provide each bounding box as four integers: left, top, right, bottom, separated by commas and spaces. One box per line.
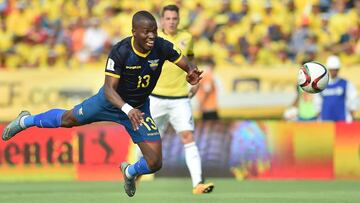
268, 24, 284, 42
192, 35, 212, 63
314, 55, 359, 122
284, 86, 318, 121
238, 36, 250, 60
186, 2, 202, 29
6, 2, 35, 39
256, 35, 278, 65
237, 0, 249, 21
319, 0, 332, 12
262, 0, 276, 26
188, 3, 210, 37
80, 17, 109, 62
197, 59, 219, 120
0, 18, 11, 68
211, 31, 231, 66
279, 0, 298, 40
202, 17, 218, 41
70, 18, 85, 61
314, 13, 332, 52
288, 16, 312, 62
276, 42, 293, 65
328, 0, 357, 44
308, 1, 324, 32
25, 16, 49, 45
0, 0, 7, 14
46, 35, 67, 68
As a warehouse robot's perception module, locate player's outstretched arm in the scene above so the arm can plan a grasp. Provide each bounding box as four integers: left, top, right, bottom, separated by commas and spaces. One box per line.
175, 56, 203, 85
104, 76, 144, 130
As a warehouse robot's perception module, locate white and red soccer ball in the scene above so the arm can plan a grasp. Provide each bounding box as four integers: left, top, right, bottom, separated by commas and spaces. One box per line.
298, 61, 329, 94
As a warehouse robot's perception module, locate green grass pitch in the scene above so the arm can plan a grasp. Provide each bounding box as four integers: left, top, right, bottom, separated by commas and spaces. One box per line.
0, 178, 359, 203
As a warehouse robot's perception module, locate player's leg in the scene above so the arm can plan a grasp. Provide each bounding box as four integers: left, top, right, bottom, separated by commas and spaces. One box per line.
168, 98, 201, 185
168, 98, 214, 194
136, 96, 169, 160
180, 132, 216, 194
2, 88, 105, 141
149, 95, 170, 135
1, 108, 74, 141
25, 109, 79, 128
133, 96, 170, 182
121, 140, 162, 197
123, 140, 162, 179
119, 99, 162, 197
136, 96, 168, 156
180, 133, 214, 195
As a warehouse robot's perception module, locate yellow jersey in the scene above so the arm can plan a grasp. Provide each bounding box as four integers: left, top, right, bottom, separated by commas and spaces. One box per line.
152, 29, 194, 97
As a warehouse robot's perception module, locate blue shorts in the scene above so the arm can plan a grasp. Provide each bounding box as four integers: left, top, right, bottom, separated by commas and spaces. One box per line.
72, 87, 161, 143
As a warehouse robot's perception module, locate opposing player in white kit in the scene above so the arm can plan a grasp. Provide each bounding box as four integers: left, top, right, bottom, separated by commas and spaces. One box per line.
149, 5, 214, 194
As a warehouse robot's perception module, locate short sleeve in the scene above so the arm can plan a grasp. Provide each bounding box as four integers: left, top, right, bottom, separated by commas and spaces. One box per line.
161, 38, 183, 64
105, 46, 124, 78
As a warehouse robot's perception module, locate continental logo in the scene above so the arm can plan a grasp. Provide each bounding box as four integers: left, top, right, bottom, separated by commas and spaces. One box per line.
126, 65, 141, 69
0, 131, 115, 165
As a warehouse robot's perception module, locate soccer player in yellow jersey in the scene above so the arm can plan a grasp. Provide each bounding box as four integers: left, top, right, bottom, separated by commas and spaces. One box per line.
150, 5, 214, 194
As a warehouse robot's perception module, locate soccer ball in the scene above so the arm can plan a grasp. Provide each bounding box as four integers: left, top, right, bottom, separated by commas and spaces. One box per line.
298, 61, 329, 93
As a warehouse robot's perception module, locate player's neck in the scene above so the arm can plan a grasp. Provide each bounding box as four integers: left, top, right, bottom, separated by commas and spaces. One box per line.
133, 44, 146, 53
131, 37, 151, 56
163, 29, 177, 36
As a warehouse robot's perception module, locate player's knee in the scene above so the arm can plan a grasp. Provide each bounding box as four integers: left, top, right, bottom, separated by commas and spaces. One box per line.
60, 111, 78, 128
147, 158, 162, 172
180, 131, 194, 144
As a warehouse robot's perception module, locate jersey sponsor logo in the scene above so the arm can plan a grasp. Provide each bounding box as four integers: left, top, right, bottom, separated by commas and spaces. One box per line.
148, 59, 159, 70
322, 87, 344, 96
106, 58, 115, 71
147, 132, 160, 136
126, 65, 142, 69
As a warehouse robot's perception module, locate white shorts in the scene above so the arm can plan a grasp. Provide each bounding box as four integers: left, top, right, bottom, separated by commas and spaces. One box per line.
149, 95, 194, 134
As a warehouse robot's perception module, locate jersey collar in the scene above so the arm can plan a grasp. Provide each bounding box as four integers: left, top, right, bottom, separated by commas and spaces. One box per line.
131, 37, 151, 58
161, 29, 178, 39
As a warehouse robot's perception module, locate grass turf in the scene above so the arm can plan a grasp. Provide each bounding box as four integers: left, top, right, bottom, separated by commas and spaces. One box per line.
0, 178, 359, 203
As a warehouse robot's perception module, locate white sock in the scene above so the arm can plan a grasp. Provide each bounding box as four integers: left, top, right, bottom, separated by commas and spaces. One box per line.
125, 166, 134, 179
184, 142, 202, 187
19, 115, 28, 129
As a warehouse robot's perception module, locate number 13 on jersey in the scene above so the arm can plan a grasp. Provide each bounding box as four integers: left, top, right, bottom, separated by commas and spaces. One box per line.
142, 116, 157, 132
137, 75, 151, 88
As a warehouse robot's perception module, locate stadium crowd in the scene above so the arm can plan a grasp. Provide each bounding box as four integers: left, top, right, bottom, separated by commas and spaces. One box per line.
0, 0, 359, 69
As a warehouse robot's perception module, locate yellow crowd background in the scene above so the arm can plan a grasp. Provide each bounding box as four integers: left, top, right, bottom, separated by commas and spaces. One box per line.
0, 0, 359, 70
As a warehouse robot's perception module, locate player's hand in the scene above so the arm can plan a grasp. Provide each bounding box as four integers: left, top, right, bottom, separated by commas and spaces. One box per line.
186, 69, 203, 85
127, 109, 145, 131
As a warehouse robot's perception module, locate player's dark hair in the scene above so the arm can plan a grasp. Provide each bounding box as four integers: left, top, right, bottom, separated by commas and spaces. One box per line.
132, 10, 156, 28
161, 4, 179, 16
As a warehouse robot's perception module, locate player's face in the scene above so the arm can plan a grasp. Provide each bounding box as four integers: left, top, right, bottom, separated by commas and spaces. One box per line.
133, 19, 158, 52
161, 10, 179, 35
329, 69, 339, 79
